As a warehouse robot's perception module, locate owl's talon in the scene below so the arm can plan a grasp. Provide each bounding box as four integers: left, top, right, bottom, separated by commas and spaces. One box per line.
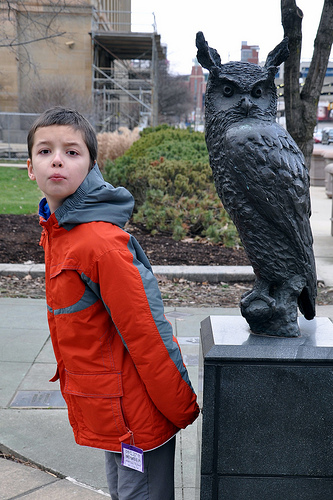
241, 290, 276, 310
241, 292, 276, 322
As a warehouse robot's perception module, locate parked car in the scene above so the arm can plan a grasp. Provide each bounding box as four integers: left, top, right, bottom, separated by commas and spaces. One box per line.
321, 128, 333, 145
313, 130, 323, 143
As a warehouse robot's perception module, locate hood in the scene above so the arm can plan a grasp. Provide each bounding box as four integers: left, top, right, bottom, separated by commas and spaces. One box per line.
40, 164, 134, 230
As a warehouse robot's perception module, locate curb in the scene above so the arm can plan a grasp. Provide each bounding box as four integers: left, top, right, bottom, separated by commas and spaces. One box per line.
0, 263, 45, 278
0, 263, 255, 283
0, 263, 326, 285
153, 265, 255, 283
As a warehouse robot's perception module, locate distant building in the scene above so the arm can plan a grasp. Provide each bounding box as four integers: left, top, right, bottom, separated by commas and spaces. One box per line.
276, 60, 333, 126
188, 62, 206, 114
187, 61, 207, 130
300, 61, 333, 82
300, 61, 333, 124
0, 0, 166, 136
241, 41, 259, 64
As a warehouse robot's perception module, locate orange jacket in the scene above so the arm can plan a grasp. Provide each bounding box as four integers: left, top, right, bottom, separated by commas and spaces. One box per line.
39, 166, 199, 452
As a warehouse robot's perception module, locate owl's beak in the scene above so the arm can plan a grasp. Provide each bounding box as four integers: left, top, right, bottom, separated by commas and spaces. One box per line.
240, 97, 253, 116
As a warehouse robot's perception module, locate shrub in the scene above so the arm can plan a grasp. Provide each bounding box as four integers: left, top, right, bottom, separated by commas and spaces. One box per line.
97, 127, 140, 169
122, 124, 209, 163
104, 126, 240, 246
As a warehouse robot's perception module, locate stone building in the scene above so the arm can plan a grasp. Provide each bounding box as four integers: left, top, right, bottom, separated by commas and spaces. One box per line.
0, 0, 165, 137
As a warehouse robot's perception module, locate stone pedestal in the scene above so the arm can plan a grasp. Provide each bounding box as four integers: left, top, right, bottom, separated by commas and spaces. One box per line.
199, 316, 333, 500
310, 150, 326, 187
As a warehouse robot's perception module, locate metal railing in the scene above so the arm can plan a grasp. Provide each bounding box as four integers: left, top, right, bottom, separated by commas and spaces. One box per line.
92, 9, 156, 33
0, 112, 39, 160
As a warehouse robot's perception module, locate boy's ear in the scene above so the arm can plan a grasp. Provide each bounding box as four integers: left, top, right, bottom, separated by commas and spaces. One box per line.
27, 158, 36, 181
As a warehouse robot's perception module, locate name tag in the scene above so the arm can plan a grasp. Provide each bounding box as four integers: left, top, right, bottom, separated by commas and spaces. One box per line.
121, 442, 144, 473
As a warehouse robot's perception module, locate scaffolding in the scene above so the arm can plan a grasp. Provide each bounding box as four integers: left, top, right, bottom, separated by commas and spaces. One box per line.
91, 8, 166, 132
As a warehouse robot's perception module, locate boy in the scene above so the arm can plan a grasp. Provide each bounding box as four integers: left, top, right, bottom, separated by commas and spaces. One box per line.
27, 107, 199, 499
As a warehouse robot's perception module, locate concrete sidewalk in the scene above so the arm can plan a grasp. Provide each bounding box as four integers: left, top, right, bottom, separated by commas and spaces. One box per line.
2, 300, 333, 499
1, 186, 333, 499
0, 298, 239, 499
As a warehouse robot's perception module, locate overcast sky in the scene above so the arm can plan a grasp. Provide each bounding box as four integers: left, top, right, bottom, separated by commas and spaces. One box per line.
131, 0, 329, 75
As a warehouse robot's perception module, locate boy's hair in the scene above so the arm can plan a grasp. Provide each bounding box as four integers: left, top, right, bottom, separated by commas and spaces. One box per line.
27, 107, 98, 169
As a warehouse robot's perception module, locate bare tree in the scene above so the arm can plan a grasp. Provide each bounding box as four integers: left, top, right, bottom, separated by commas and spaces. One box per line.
158, 61, 192, 124
0, 1, 67, 49
20, 76, 93, 116
281, 0, 333, 167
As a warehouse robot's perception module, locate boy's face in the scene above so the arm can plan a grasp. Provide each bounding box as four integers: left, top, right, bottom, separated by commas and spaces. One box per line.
27, 125, 91, 214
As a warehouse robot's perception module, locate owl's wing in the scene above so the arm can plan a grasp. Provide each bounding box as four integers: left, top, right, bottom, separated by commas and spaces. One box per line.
223, 123, 316, 317
224, 124, 311, 254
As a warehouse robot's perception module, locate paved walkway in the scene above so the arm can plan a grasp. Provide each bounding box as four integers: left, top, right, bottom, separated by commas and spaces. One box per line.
0, 186, 333, 499
0, 162, 27, 168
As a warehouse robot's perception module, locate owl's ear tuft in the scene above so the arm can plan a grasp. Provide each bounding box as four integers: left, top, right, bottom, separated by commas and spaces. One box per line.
196, 31, 222, 71
265, 37, 289, 70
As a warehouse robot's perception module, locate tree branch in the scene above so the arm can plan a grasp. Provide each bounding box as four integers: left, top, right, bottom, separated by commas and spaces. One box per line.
281, 0, 303, 128
0, 31, 66, 48
281, 0, 333, 167
302, 0, 333, 102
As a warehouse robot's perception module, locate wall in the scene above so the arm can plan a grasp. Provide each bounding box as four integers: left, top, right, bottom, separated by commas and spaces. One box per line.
0, 1, 94, 113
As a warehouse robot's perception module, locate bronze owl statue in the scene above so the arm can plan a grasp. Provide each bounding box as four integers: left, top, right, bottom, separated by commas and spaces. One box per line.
196, 32, 316, 337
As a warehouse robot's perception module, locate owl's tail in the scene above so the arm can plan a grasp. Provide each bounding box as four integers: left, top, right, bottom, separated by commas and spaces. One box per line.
298, 284, 316, 320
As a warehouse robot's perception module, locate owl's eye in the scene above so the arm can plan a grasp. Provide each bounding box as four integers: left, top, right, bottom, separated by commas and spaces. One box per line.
251, 86, 263, 98
222, 84, 234, 97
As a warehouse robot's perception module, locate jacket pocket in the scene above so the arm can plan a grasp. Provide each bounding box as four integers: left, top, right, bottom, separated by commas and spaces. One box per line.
64, 370, 128, 437
64, 370, 122, 397
49, 267, 87, 311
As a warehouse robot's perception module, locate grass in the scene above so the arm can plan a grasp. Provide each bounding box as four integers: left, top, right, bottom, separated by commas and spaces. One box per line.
0, 167, 42, 214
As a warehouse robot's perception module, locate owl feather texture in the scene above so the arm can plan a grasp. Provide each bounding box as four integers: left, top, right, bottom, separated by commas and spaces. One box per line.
196, 32, 316, 337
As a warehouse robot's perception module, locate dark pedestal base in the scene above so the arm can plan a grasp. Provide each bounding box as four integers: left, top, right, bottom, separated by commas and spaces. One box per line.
199, 316, 333, 500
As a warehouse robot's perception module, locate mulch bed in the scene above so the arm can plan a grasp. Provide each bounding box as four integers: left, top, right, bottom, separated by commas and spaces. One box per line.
0, 214, 332, 307
0, 214, 250, 266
